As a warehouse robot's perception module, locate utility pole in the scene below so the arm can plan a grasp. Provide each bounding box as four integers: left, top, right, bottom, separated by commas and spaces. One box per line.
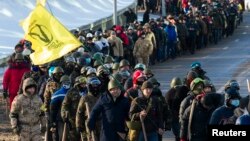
161, 0, 166, 17
113, 0, 117, 25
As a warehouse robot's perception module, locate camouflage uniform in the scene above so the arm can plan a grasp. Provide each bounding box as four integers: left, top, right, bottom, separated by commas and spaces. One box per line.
61, 87, 86, 141
133, 37, 153, 67
10, 78, 45, 141
43, 78, 61, 112
76, 93, 101, 141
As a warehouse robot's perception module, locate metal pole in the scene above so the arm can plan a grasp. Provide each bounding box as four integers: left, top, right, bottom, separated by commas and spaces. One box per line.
113, 0, 117, 25
161, 0, 166, 17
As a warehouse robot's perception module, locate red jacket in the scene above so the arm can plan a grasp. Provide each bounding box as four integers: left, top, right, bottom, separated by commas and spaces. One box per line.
3, 62, 30, 95
115, 25, 129, 46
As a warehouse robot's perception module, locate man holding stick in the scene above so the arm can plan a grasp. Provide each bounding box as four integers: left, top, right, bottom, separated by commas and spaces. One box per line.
129, 81, 164, 141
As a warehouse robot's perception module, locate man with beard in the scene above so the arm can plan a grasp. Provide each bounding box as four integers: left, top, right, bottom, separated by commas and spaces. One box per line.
61, 76, 88, 141
76, 77, 102, 141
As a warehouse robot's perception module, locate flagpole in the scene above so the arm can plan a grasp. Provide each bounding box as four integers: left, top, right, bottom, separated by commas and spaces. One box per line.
46, 0, 54, 16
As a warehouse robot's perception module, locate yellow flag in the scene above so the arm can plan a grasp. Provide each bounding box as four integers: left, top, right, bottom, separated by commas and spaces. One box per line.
36, 0, 46, 6
21, 4, 81, 65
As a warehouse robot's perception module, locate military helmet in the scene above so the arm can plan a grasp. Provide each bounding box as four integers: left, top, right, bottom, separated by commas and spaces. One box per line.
190, 78, 204, 91
112, 63, 119, 70
203, 79, 214, 88
97, 65, 109, 76
80, 66, 91, 75
170, 77, 182, 88
134, 63, 146, 71
94, 60, 103, 68
191, 61, 201, 69
86, 68, 96, 76
104, 56, 114, 64
87, 77, 101, 86
93, 52, 103, 61
110, 73, 123, 83
53, 67, 64, 74
225, 88, 241, 100
148, 77, 160, 86
94, 30, 102, 37
60, 75, 70, 83
224, 80, 240, 91
108, 80, 120, 91
74, 76, 87, 86
141, 81, 154, 90
186, 71, 198, 80
143, 68, 153, 75
48, 66, 55, 77
119, 59, 130, 68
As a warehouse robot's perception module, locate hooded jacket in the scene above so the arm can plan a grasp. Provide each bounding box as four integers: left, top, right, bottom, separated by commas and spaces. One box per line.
3, 62, 30, 107
10, 78, 45, 131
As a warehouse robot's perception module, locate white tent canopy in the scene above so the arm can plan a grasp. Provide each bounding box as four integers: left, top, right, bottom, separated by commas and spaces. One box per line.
0, 0, 136, 58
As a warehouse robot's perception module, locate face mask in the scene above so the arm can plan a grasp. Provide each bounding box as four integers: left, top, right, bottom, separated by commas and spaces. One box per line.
231, 99, 240, 107
23, 48, 31, 56
62, 84, 71, 89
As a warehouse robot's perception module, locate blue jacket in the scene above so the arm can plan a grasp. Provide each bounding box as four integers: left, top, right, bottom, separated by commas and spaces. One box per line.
50, 87, 69, 123
88, 92, 130, 141
164, 24, 177, 41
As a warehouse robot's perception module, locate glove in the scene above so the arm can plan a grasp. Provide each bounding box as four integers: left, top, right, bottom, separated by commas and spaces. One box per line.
3, 90, 8, 99
50, 123, 57, 133
76, 127, 84, 134
41, 126, 46, 133
13, 126, 20, 135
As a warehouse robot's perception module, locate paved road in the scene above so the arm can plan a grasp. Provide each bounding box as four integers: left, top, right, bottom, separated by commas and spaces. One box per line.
151, 12, 250, 141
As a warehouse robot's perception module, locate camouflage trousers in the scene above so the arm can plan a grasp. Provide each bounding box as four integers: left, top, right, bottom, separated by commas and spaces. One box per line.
137, 56, 149, 67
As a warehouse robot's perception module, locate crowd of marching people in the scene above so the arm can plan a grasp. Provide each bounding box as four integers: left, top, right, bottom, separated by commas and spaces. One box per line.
1, 0, 249, 141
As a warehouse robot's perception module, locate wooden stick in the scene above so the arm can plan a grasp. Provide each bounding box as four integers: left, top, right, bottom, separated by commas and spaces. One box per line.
140, 116, 148, 141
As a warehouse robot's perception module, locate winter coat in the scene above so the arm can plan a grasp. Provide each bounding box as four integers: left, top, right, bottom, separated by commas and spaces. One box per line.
10, 78, 45, 132
115, 25, 129, 46
180, 100, 212, 141
61, 86, 87, 128
129, 96, 164, 133
165, 86, 189, 122
43, 78, 61, 112
88, 91, 130, 141
209, 105, 236, 125
133, 38, 153, 58
145, 32, 156, 49
76, 92, 100, 134
3, 62, 30, 107
50, 87, 69, 123
165, 24, 178, 41
17, 71, 40, 95
107, 35, 124, 57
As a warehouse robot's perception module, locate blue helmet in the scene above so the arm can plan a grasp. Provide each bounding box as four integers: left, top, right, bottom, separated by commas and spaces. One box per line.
48, 66, 55, 77
191, 62, 201, 69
